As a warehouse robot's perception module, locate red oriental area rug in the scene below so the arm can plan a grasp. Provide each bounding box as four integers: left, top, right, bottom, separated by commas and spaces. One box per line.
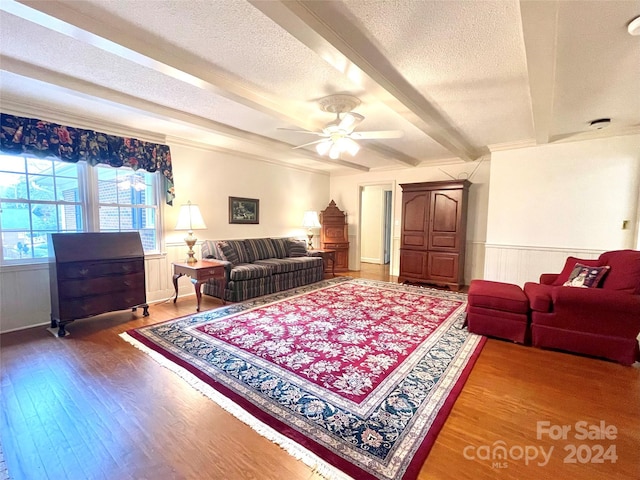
121, 278, 485, 480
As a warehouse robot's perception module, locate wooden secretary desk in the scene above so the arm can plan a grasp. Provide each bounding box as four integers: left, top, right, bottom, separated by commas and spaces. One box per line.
319, 200, 349, 272
49, 232, 149, 337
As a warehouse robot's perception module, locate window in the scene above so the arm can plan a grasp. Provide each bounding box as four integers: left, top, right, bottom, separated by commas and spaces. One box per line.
95, 165, 159, 252
0, 154, 161, 263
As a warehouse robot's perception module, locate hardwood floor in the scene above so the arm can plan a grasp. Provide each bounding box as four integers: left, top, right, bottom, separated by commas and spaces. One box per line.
1, 266, 638, 480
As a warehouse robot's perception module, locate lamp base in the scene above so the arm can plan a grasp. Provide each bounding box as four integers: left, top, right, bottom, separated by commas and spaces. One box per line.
307, 233, 314, 250
184, 232, 198, 263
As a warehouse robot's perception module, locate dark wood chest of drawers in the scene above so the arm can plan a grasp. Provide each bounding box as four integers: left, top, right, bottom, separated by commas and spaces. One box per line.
49, 232, 149, 336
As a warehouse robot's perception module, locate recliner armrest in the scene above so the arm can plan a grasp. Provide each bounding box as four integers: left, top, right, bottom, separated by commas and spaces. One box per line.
524, 282, 553, 312
551, 287, 640, 336
552, 287, 640, 313
539, 273, 558, 285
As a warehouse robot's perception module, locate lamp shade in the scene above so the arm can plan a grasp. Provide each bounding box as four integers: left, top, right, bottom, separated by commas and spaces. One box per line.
175, 201, 207, 231
301, 210, 321, 228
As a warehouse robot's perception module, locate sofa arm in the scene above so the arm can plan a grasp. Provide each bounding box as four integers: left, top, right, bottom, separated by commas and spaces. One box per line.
551, 287, 640, 337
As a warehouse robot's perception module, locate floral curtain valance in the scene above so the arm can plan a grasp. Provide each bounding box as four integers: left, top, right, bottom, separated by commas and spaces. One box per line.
0, 113, 174, 205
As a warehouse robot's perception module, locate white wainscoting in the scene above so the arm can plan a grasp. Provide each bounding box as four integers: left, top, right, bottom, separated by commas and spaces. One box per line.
0, 242, 203, 334
0, 263, 52, 333
483, 244, 602, 287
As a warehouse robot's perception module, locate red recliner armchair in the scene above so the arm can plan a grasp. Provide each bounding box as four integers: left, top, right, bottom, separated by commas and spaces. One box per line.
524, 250, 640, 365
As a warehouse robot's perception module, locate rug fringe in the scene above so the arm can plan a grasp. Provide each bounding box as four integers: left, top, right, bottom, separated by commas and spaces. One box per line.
119, 332, 354, 480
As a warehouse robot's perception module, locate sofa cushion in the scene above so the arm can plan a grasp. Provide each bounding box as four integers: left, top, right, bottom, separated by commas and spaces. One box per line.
254, 258, 300, 273
244, 238, 282, 262
287, 239, 308, 257
552, 256, 601, 286
598, 249, 640, 294
270, 238, 289, 259
229, 263, 273, 281
217, 240, 252, 265
288, 256, 323, 269
562, 263, 610, 288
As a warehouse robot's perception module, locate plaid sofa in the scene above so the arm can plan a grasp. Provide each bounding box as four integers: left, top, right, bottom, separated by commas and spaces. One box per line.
201, 238, 324, 302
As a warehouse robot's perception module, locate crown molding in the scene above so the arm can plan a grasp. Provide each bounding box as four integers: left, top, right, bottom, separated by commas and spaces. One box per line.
487, 139, 537, 153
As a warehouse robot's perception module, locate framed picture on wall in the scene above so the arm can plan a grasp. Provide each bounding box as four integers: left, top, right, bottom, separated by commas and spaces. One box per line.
229, 197, 259, 224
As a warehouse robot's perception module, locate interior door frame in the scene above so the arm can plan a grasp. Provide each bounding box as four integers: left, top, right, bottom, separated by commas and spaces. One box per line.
356, 181, 396, 275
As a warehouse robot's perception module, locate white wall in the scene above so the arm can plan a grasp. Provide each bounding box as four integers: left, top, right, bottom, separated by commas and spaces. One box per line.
485, 134, 640, 285
166, 143, 330, 243
329, 158, 491, 283
0, 143, 329, 333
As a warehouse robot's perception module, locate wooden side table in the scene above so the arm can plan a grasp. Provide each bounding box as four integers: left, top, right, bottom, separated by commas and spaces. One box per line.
309, 249, 336, 277
173, 260, 227, 312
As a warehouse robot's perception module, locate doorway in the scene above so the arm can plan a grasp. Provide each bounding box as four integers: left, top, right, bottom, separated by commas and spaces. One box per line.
359, 184, 393, 276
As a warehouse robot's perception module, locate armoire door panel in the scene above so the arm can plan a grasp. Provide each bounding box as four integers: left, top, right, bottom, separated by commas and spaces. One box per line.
402, 193, 428, 232
429, 233, 457, 249
430, 192, 460, 232
427, 252, 459, 282
429, 190, 462, 251
401, 192, 429, 249
399, 250, 428, 277
402, 234, 427, 248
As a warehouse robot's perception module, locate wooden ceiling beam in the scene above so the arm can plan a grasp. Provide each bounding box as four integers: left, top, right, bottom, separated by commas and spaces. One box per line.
251, 0, 481, 162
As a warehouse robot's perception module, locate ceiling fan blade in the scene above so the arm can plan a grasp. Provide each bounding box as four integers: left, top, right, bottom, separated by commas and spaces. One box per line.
277, 127, 325, 136
292, 139, 328, 149
351, 130, 404, 139
339, 112, 364, 132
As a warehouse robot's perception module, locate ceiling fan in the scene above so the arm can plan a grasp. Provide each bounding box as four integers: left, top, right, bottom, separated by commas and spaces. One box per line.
279, 95, 404, 159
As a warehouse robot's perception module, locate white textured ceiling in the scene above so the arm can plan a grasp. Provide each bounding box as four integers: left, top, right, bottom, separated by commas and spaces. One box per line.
1, 0, 638, 175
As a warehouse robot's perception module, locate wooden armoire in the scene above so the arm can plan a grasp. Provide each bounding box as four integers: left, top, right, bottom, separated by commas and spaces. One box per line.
398, 180, 470, 290
319, 200, 349, 272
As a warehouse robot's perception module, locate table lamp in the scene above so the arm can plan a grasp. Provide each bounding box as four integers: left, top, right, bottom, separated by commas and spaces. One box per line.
175, 201, 207, 263
301, 210, 321, 249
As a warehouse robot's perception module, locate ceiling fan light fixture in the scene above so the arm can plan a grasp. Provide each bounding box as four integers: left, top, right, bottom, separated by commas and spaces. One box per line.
329, 143, 341, 159
287, 94, 401, 159
340, 137, 360, 156
628, 16, 640, 35
316, 141, 331, 156
338, 112, 364, 132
